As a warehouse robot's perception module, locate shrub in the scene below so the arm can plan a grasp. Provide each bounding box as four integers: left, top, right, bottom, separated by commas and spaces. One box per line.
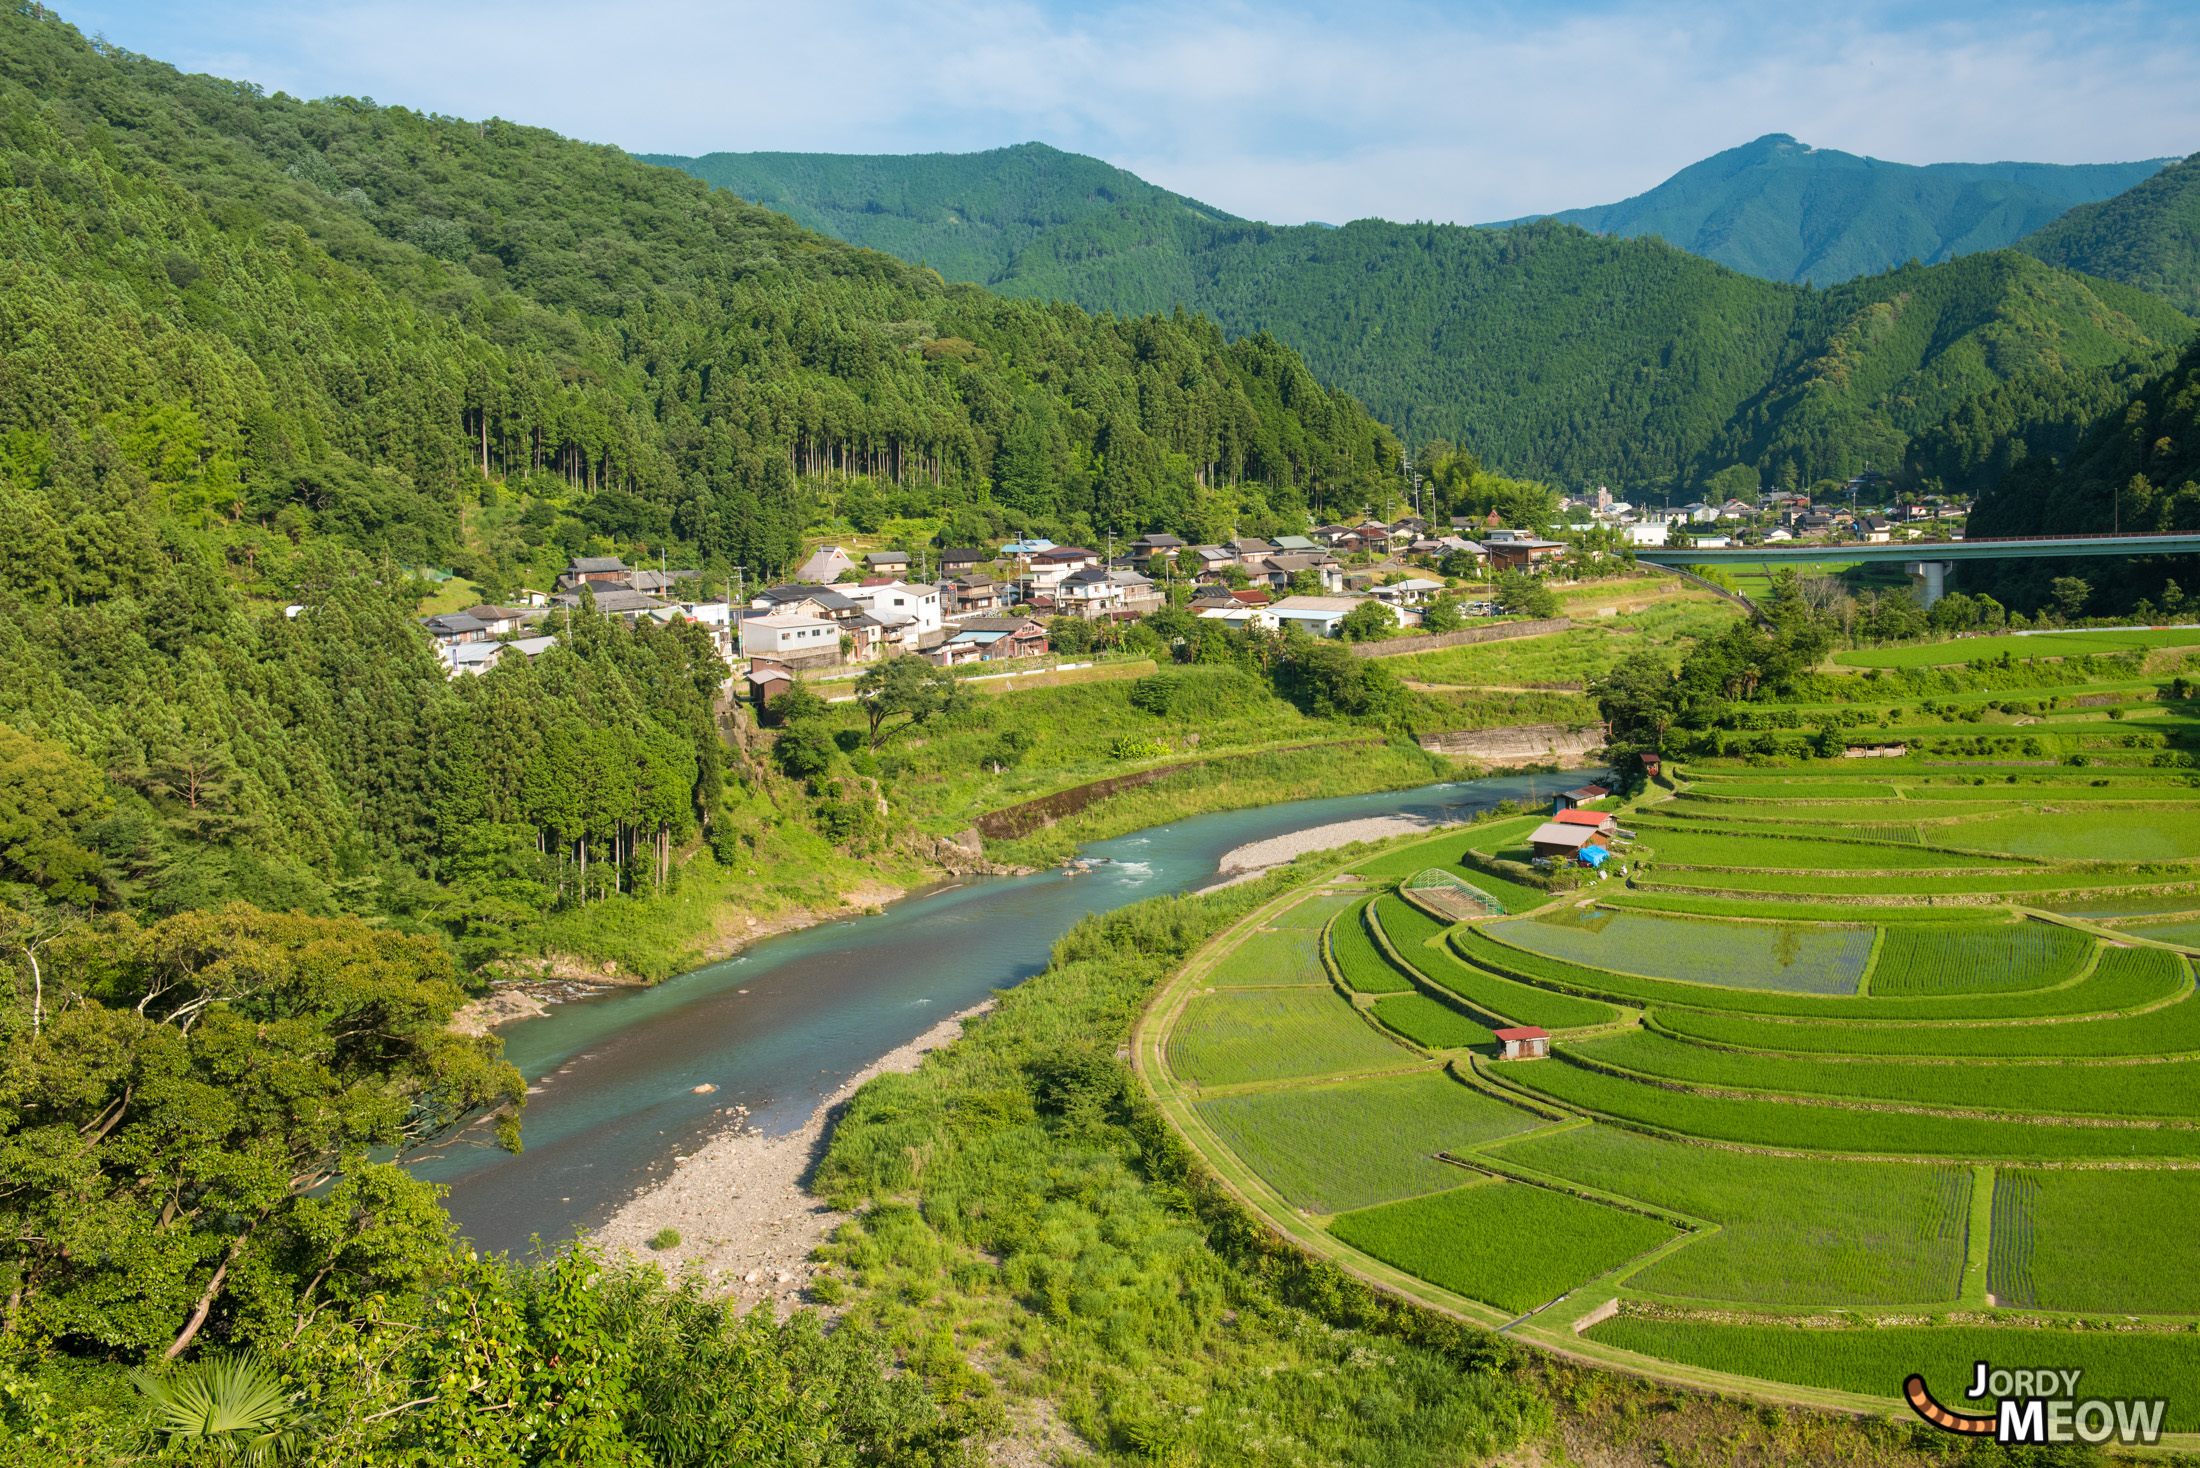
649, 1228, 681, 1251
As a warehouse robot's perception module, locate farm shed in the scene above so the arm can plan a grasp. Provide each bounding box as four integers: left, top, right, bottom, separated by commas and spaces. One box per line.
1529, 821, 1603, 859
1552, 808, 1618, 837
1492, 1026, 1550, 1060
1554, 784, 1610, 810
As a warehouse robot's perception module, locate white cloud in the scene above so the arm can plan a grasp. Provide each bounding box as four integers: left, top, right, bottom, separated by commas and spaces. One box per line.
72, 0, 2200, 224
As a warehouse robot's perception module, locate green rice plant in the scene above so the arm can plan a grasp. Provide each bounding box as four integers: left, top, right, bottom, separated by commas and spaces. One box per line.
1269, 891, 1371, 929
1347, 817, 1543, 880
1599, 892, 2014, 924
1868, 922, 2095, 995
1196, 1071, 1541, 1214
2122, 917, 2200, 945
1468, 921, 2170, 1020
1329, 1181, 1677, 1313
1209, 929, 1331, 987
1676, 780, 1899, 800
1650, 948, 2195, 1054
1493, 1125, 1970, 1306
1329, 898, 1416, 994
1493, 1058, 2200, 1161
1584, 1318, 2200, 1428
1371, 993, 1495, 1050
1574, 1029, 2200, 1118
1635, 826, 2013, 871
1643, 867, 2200, 897
1405, 938, 1617, 1030
1989, 1171, 2037, 1307
2000, 1168, 2200, 1314
1168, 988, 1413, 1088
1948, 809, 2200, 862
1831, 627, 2200, 669
1487, 910, 1872, 995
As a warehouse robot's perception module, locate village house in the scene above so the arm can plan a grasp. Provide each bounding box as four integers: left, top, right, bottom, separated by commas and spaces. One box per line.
842, 579, 943, 650
1482, 532, 1568, 572
1271, 534, 1319, 553
938, 548, 991, 576
794, 544, 857, 583
737, 612, 842, 668
422, 612, 489, 644
1020, 546, 1099, 596
1528, 818, 1610, 861
1258, 552, 1347, 595
745, 658, 795, 708
1196, 603, 1279, 633
1553, 783, 1610, 812
1129, 533, 1186, 562
1268, 595, 1408, 638
934, 615, 1050, 665
1226, 536, 1277, 565
865, 550, 911, 576
555, 556, 632, 591
458, 604, 536, 636
1367, 577, 1445, 607
944, 574, 1007, 614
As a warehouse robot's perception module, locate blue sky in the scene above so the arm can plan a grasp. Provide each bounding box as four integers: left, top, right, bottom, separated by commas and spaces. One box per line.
63, 0, 2200, 225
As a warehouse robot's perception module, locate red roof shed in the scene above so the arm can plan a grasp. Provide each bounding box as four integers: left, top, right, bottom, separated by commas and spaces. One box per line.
1492, 1025, 1550, 1061
1552, 809, 1614, 828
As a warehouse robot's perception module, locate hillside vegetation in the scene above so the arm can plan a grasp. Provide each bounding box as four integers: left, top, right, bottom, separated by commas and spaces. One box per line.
2018, 150, 2200, 315
1490, 133, 2172, 286
655, 147, 2195, 490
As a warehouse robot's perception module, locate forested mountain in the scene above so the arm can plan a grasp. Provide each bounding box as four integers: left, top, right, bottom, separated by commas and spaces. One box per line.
0, 7, 1399, 926
639, 141, 1239, 288
653, 147, 2194, 492
2016, 152, 2200, 315
1487, 134, 2172, 286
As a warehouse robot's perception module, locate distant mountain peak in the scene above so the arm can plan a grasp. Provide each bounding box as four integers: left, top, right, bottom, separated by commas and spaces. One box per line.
1486, 139, 2176, 285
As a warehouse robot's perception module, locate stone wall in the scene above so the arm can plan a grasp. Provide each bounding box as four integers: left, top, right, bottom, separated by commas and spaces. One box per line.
1417, 722, 1607, 765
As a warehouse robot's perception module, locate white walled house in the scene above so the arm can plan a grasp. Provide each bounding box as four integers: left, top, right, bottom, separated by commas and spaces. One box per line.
843, 581, 943, 649
738, 613, 841, 661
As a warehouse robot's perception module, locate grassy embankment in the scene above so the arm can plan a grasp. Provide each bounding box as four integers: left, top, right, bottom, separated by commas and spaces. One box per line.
1384, 590, 1739, 691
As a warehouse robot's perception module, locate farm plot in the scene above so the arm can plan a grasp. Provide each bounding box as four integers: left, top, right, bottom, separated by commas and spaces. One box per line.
1346, 817, 1547, 884
1268, 890, 1370, 929
1371, 993, 1494, 1050
1194, 1070, 1542, 1214
1329, 1180, 1678, 1314
1485, 910, 1872, 995
1868, 922, 2094, 995
1208, 929, 1331, 987
1583, 1317, 2200, 1430
1168, 988, 1413, 1088
1406, 933, 1618, 1030
1578, 1029, 2200, 1118
1329, 898, 1416, 994
2122, 917, 2200, 945
1376, 890, 1455, 954
1461, 925, 2166, 1021
1833, 628, 2200, 667
1656, 981, 2200, 1061
1601, 892, 2014, 924
1948, 809, 2200, 862
1490, 1059, 2200, 1162
1492, 1126, 1970, 1306
1673, 780, 1899, 801
1642, 866, 2194, 898
1635, 826, 2008, 871
1994, 1168, 2200, 1315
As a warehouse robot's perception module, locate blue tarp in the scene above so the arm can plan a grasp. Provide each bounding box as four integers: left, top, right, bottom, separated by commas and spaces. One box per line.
1577, 844, 1610, 868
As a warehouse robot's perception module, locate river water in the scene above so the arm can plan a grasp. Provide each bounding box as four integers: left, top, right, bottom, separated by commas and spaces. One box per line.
421, 769, 1579, 1254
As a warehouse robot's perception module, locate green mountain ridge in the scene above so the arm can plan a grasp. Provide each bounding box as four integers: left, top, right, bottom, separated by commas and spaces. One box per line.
646, 143, 2197, 490
2017, 151, 2200, 315
1488, 133, 2174, 286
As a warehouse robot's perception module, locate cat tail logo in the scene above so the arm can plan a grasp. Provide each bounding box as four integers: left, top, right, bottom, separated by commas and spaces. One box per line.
1905, 1364, 2169, 1446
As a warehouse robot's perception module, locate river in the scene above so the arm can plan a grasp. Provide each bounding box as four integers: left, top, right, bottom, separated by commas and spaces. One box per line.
420, 769, 1579, 1254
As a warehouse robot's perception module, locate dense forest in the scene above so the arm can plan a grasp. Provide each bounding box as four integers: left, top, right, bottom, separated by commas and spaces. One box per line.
2018, 151, 2200, 316
655, 146, 2195, 493
1488, 132, 2171, 286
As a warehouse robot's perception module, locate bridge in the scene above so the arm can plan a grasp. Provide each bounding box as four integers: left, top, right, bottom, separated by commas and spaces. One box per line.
1631, 532, 2200, 605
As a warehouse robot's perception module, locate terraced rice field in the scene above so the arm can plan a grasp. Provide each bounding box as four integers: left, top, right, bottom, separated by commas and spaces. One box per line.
1639, 826, 2011, 871
1405, 934, 1618, 1030
1489, 910, 1872, 995
1267, 890, 1372, 929
1575, 1029, 2200, 1117
1489, 1058, 2200, 1161
1370, 993, 1494, 1050
1994, 1168, 2200, 1314
1584, 1318, 2200, 1430
1948, 809, 2200, 861
1599, 892, 2015, 924
1329, 1180, 1679, 1314
1492, 1126, 1970, 1306
1867, 921, 2094, 995
1207, 929, 1331, 987
1328, 897, 1416, 994
1168, 988, 1414, 1088
1194, 1071, 1542, 1214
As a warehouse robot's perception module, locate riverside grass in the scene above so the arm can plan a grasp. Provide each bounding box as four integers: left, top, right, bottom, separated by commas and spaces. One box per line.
1866, 921, 2095, 995
1329, 897, 1416, 994
1208, 929, 1330, 987
1168, 986, 1413, 1088
1491, 1058, 2200, 1162
1454, 926, 2178, 1020
1371, 993, 1496, 1050
1492, 909, 1872, 996
1573, 1029, 2200, 1118
1329, 1181, 1677, 1315
1998, 1169, 2200, 1314
1584, 1318, 2200, 1430
1195, 1070, 1541, 1214
1491, 1126, 1971, 1307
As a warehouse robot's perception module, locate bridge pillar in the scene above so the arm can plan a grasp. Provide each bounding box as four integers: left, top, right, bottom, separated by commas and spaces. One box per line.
1904, 560, 1951, 606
